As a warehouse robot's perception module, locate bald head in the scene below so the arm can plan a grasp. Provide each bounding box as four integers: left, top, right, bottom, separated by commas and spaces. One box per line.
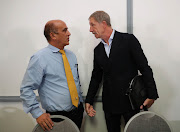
44, 20, 65, 42
44, 20, 71, 49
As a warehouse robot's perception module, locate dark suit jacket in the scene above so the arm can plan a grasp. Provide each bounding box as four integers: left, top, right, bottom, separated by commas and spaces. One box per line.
85, 31, 159, 113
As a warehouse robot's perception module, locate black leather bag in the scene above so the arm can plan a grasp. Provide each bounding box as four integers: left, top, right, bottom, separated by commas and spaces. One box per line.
126, 75, 148, 110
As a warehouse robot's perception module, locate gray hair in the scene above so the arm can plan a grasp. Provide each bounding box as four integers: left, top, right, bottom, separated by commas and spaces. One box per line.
89, 11, 111, 26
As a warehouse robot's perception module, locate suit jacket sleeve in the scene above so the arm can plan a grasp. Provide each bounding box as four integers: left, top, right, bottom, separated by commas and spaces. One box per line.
85, 48, 103, 105
129, 34, 159, 99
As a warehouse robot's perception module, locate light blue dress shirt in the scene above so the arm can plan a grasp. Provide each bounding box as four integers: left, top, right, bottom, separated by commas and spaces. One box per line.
20, 44, 83, 119
101, 29, 115, 57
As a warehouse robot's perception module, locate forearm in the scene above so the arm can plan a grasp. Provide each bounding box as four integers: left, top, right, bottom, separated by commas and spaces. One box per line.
85, 78, 100, 105
20, 85, 43, 118
20, 55, 44, 118
129, 34, 159, 99
85, 56, 103, 105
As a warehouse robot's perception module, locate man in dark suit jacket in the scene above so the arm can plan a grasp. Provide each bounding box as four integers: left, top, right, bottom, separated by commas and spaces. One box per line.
85, 11, 159, 132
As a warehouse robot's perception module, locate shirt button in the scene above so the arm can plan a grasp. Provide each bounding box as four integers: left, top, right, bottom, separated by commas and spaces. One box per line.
75, 97, 78, 100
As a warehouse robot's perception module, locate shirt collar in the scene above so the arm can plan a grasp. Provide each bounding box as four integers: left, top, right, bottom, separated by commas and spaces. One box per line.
47, 44, 61, 53
101, 29, 115, 45
110, 29, 115, 40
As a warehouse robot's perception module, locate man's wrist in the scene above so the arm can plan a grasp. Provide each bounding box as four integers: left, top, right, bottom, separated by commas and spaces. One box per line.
31, 107, 43, 119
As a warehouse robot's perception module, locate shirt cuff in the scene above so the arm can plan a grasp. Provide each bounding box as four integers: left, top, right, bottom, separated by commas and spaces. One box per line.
30, 107, 44, 119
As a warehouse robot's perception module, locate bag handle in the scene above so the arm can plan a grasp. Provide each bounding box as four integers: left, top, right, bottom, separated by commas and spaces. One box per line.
142, 105, 148, 111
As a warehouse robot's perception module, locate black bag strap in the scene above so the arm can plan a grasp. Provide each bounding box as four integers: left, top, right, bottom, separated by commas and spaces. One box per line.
142, 105, 148, 111
126, 75, 148, 111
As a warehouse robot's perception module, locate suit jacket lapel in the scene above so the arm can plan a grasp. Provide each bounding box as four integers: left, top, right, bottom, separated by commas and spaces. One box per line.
100, 30, 123, 59
99, 42, 109, 59
109, 30, 121, 58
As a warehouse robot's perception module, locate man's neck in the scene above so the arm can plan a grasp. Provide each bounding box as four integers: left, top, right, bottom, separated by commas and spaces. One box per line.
102, 28, 113, 44
49, 41, 64, 50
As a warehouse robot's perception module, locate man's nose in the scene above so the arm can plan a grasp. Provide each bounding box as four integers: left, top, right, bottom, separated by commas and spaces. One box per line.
89, 27, 93, 32
67, 30, 71, 36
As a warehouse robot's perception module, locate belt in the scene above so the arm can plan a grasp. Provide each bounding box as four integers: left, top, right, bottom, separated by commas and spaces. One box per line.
46, 102, 83, 115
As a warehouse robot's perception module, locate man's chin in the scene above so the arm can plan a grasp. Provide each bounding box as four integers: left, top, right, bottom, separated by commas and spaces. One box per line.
94, 34, 100, 38
64, 43, 69, 46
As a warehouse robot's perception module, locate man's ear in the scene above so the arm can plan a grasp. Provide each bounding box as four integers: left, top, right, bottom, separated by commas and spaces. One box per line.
50, 32, 56, 40
102, 21, 108, 28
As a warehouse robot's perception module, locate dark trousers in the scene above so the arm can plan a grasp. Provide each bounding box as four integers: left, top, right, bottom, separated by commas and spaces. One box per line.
46, 102, 84, 130
105, 110, 139, 132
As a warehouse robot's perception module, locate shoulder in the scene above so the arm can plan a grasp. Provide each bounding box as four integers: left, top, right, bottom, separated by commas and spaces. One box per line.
114, 31, 140, 44
32, 47, 50, 59
94, 41, 103, 53
28, 47, 53, 67
114, 30, 133, 40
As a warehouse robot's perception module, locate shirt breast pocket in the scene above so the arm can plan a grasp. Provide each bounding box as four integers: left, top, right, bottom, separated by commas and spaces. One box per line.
71, 63, 79, 80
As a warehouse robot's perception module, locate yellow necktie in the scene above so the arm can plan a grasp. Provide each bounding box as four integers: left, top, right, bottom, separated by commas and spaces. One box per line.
59, 50, 79, 107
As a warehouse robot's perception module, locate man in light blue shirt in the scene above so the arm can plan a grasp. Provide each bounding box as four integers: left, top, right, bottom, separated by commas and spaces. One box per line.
20, 20, 84, 131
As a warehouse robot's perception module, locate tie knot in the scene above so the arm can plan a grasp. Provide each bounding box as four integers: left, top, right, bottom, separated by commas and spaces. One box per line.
59, 50, 65, 55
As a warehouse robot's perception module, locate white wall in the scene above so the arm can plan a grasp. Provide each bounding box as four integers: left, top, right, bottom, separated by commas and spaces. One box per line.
0, 0, 126, 131
133, 1, 180, 131
0, 0, 180, 132
134, 0, 180, 121
0, 0, 126, 96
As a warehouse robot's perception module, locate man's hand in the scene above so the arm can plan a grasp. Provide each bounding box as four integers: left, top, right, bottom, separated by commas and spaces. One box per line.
36, 113, 54, 131
140, 98, 155, 109
85, 103, 96, 117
